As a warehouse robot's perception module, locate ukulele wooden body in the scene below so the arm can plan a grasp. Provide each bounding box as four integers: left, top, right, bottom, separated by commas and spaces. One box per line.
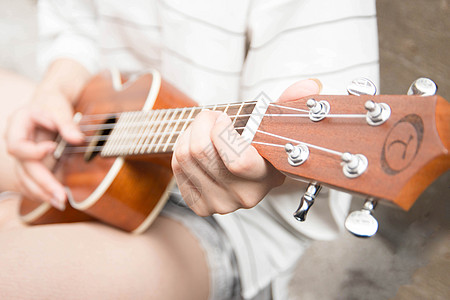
20, 69, 196, 233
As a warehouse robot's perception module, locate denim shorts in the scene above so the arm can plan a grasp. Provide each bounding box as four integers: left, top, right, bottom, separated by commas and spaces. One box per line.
160, 194, 242, 300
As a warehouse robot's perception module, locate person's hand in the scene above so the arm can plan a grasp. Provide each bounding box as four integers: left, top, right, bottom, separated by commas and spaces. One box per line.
171, 79, 321, 216
5, 87, 84, 210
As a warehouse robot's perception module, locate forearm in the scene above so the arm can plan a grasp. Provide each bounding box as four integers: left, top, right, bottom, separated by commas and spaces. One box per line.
38, 58, 92, 104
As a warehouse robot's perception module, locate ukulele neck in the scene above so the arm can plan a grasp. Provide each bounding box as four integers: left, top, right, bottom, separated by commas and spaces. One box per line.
100, 100, 267, 157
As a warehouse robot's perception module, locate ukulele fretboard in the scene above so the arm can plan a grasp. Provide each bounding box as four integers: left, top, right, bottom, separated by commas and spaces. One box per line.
100, 102, 258, 157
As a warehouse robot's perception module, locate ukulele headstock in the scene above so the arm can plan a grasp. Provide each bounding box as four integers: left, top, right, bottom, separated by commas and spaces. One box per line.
253, 78, 450, 237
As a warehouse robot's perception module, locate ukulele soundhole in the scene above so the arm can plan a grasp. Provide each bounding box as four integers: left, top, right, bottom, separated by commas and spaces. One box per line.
84, 116, 116, 162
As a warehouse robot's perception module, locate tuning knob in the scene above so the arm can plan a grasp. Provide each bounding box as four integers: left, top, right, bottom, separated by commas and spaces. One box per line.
347, 78, 377, 96
285, 143, 309, 166
345, 198, 378, 238
293, 183, 322, 222
407, 77, 438, 96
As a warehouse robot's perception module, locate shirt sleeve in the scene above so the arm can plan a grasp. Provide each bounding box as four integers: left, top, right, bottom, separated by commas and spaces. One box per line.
213, 2, 379, 297
37, 0, 99, 74
241, 0, 380, 240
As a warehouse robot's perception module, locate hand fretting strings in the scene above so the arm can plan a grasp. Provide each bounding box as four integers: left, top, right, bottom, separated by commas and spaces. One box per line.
62, 100, 367, 158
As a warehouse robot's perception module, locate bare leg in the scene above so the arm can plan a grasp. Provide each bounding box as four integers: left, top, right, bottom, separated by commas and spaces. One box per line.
0, 197, 209, 299
0, 72, 210, 299
0, 70, 35, 191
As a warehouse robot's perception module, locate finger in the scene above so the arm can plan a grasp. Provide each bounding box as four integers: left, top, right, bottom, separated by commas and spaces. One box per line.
51, 110, 85, 144
188, 111, 235, 182
171, 156, 205, 213
21, 161, 66, 208
29, 109, 58, 132
173, 159, 241, 216
211, 113, 270, 180
7, 140, 56, 161
173, 125, 237, 214
16, 164, 53, 204
277, 78, 322, 103
6, 109, 57, 160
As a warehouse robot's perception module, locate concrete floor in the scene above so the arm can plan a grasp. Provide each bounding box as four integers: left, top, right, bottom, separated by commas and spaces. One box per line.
1, 0, 449, 299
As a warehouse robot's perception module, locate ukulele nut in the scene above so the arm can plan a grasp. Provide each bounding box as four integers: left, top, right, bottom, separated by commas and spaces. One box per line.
365, 100, 391, 126
285, 143, 309, 166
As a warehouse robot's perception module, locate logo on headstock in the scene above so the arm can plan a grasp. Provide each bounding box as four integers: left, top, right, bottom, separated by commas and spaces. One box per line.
381, 114, 424, 175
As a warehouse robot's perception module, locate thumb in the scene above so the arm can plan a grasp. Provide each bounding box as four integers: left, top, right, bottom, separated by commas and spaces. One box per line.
56, 115, 85, 144
47, 106, 84, 144
277, 79, 322, 103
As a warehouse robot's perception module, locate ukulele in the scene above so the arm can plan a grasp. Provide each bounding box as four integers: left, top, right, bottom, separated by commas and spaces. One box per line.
19, 69, 450, 235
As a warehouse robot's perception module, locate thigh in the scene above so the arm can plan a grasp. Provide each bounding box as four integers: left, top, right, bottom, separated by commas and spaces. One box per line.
0, 70, 36, 191
0, 198, 209, 300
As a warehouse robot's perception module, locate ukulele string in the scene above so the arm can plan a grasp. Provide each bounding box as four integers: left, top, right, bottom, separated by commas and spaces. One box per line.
78, 114, 252, 131
61, 126, 247, 153
77, 112, 366, 132
81, 126, 248, 142
78, 101, 259, 123
77, 100, 330, 123
255, 129, 343, 157
61, 101, 366, 156
61, 127, 343, 158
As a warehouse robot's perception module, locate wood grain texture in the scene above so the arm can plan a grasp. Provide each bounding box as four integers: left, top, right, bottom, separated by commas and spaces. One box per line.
20, 71, 197, 232
254, 94, 449, 210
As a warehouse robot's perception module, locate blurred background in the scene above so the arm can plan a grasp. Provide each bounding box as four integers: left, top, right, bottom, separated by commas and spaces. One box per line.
0, 0, 448, 299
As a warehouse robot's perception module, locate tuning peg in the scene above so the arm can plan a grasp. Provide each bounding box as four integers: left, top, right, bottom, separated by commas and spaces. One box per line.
285, 143, 309, 166
407, 77, 438, 96
347, 78, 377, 96
341, 152, 368, 178
345, 198, 378, 238
306, 98, 330, 122
293, 183, 322, 222
364, 100, 391, 126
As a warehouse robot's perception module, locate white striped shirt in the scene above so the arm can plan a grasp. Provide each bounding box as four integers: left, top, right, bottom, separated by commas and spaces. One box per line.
38, 1, 379, 298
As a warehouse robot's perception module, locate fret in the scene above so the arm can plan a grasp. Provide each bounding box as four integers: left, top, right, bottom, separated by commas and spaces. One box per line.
140, 109, 164, 154
232, 102, 245, 127
101, 101, 260, 157
129, 111, 151, 154
170, 107, 197, 150
154, 109, 178, 153
235, 102, 256, 131
138, 110, 161, 154
224, 103, 230, 114
115, 111, 134, 156
163, 107, 187, 152
121, 111, 142, 155
132, 111, 152, 154
104, 111, 135, 156
145, 109, 172, 154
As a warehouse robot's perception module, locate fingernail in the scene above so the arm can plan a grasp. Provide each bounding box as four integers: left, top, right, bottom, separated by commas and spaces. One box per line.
63, 128, 85, 142
54, 189, 66, 201
53, 190, 66, 209
72, 130, 85, 141
51, 197, 66, 211
307, 78, 323, 93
